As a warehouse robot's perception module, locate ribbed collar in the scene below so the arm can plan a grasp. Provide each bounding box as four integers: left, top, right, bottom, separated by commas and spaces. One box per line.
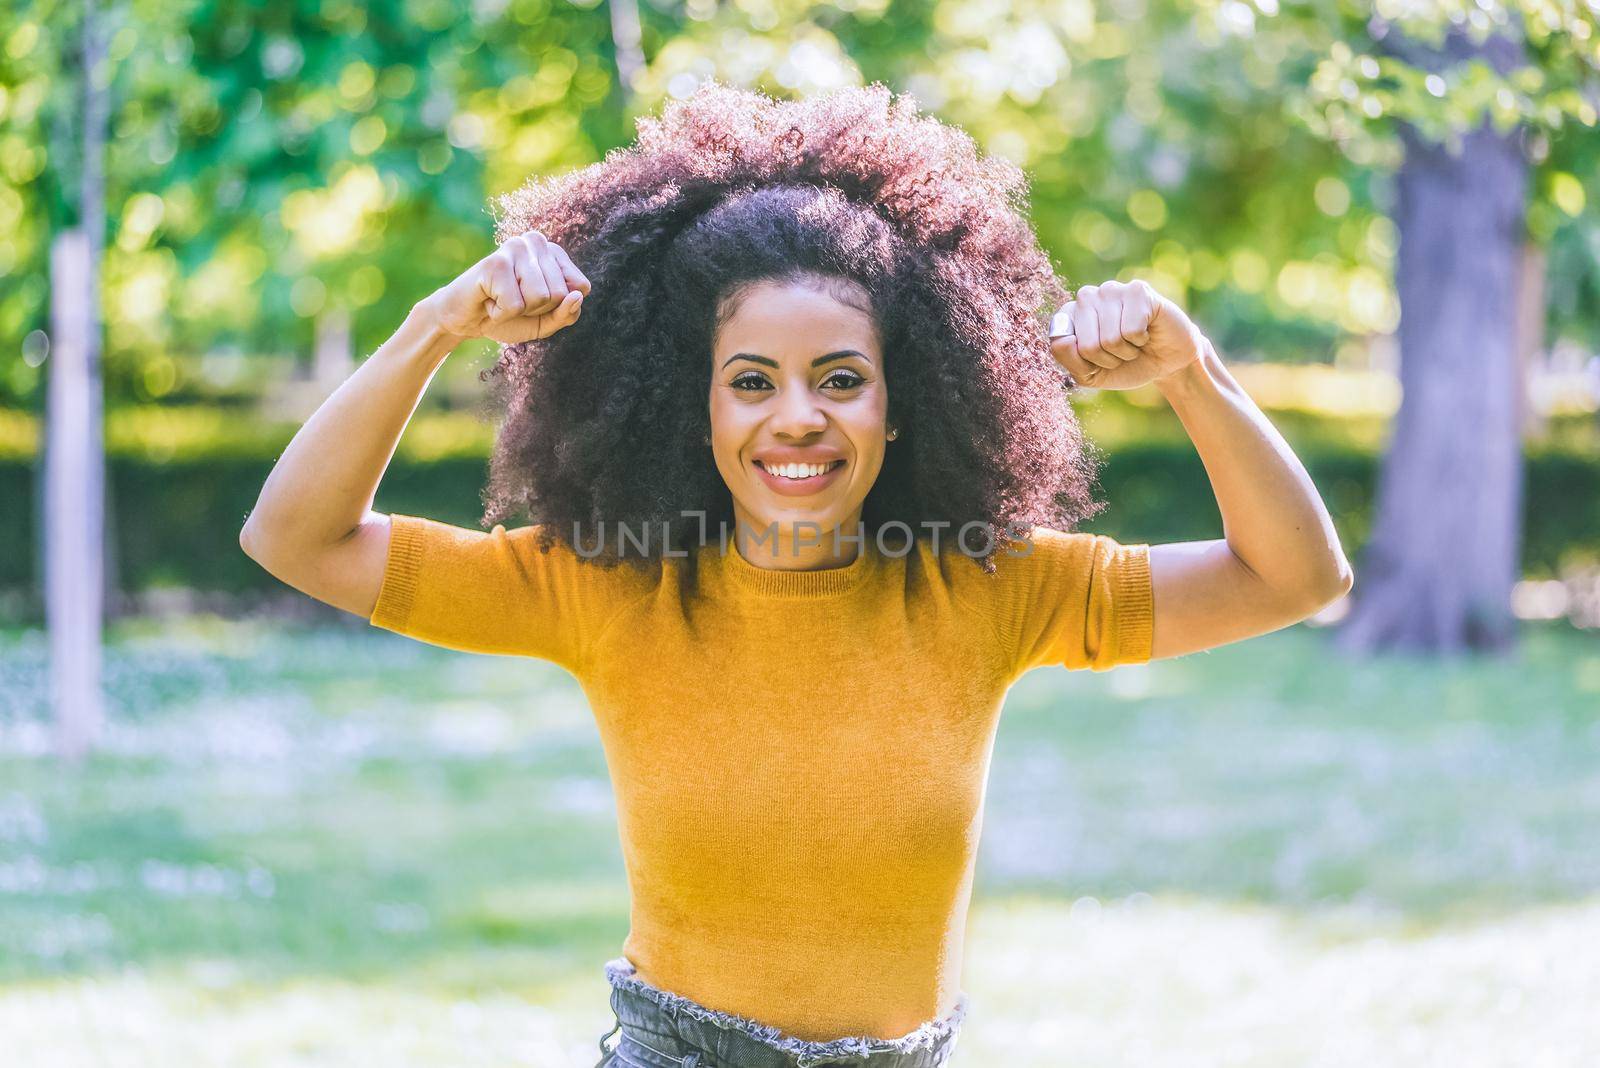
714, 535, 877, 598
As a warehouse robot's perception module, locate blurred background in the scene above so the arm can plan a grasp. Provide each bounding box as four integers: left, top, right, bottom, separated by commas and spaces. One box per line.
3, 0, 1598, 1065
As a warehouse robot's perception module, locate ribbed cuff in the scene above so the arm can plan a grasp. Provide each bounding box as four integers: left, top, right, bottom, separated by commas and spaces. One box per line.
1113, 543, 1155, 663
370, 514, 425, 631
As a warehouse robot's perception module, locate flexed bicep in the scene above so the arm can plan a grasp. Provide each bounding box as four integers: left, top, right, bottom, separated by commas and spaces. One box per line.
1147, 539, 1342, 660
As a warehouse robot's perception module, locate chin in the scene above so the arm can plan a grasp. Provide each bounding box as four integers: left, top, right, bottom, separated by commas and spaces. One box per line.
743, 506, 843, 536
760, 510, 833, 530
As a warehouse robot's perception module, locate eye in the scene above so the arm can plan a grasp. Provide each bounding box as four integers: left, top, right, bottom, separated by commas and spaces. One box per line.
731, 372, 771, 391
823, 370, 865, 390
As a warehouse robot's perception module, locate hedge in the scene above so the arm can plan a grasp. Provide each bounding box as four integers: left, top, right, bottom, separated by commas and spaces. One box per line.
2, 433, 1596, 622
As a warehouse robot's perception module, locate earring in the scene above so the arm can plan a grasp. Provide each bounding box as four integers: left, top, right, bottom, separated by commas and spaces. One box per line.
887, 425, 899, 442
702, 432, 711, 445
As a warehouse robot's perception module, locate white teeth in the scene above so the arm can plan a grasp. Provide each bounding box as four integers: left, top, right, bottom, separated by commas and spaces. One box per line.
764, 461, 837, 480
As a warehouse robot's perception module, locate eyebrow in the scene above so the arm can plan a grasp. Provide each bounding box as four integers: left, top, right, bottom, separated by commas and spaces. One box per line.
721, 350, 869, 370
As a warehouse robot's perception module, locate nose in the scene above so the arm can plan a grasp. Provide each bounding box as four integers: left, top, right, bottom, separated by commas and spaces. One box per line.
769, 382, 828, 438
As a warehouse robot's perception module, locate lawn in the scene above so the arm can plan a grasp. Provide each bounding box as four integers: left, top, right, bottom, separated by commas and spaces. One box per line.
1, 616, 1597, 1066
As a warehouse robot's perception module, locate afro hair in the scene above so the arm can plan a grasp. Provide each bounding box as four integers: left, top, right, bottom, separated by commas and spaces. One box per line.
478, 80, 1106, 579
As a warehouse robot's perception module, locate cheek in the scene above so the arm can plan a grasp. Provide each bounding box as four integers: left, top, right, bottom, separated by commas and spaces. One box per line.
709, 398, 747, 438
707, 405, 757, 470
706, 390, 732, 432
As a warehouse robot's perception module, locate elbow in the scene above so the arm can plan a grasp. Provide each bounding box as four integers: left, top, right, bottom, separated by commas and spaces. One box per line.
1295, 557, 1354, 616
240, 516, 273, 565
1334, 558, 1355, 597
1328, 545, 1356, 599
240, 515, 361, 570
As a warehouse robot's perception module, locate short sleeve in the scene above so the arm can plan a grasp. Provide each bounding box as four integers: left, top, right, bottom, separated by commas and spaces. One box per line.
955, 527, 1154, 678
368, 513, 649, 675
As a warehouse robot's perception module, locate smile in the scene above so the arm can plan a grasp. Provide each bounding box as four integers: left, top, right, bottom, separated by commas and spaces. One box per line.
752, 458, 847, 496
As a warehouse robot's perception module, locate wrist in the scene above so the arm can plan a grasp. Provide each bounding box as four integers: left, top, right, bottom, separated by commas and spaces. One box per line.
408, 295, 467, 349
383, 296, 465, 371
1154, 337, 1218, 398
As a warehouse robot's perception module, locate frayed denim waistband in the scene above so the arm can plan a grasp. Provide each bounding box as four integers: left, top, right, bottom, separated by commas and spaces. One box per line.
602, 956, 966, 1068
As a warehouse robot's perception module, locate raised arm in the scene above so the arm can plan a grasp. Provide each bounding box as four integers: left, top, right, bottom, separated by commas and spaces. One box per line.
1141, 339, 1353, 657
239, 230, 589, 618
1050, 279, 1354, 661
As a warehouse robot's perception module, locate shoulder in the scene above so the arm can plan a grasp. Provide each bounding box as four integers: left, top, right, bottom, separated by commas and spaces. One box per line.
933, 523, 1151, 629
389, 514, 665, 600
931, 524, 1104, 591
932, 524, 1154, 675
993, 525, 1146, 574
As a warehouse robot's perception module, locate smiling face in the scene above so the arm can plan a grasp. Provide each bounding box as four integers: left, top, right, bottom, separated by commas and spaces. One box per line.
708, 275, 890, 568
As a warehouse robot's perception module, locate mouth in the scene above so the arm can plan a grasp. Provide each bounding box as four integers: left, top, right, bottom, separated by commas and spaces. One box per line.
752, 458, 848, 496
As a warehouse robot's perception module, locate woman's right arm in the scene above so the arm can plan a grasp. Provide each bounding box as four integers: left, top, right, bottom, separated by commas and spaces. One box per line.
239, 230, 589, 619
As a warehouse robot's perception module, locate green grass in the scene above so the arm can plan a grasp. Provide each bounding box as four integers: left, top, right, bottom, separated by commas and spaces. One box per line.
1, 617, 1597, 1066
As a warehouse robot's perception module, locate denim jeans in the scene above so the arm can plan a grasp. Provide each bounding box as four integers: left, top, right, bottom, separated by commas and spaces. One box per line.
594, 957, 966, 1068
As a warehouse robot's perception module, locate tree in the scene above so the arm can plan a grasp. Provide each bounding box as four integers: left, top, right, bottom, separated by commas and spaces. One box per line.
1300, 3, 1598, 654
9, 0, 631, 756
41, 0, 110, 761
1334, 22, 1531, 654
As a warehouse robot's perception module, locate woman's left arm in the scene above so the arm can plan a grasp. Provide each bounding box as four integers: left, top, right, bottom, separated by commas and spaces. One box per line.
1050, 279, 1354, 661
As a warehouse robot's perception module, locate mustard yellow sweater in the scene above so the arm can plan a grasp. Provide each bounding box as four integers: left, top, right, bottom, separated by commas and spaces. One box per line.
370, 514, 1154, 1041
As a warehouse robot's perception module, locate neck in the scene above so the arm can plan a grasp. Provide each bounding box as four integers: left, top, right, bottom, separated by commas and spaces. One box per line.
730, 514, 864, 572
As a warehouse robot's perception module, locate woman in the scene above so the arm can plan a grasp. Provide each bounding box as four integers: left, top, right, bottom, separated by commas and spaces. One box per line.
240, 82, 1352, 1068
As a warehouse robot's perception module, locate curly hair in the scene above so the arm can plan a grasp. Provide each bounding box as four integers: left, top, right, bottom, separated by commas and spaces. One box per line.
478, 80, 1105, 580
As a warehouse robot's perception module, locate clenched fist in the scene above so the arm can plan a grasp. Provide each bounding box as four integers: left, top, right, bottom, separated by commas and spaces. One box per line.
420, 230, 591, 345
1049, 278, 1205, 391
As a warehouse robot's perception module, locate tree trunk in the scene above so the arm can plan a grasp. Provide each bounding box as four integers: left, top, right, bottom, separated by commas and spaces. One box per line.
48, 0, 109, 761
607, 0, 645, 98
1334, 26, 1529, 658
47, 228, 106, 762
1514, 239, 1547, 442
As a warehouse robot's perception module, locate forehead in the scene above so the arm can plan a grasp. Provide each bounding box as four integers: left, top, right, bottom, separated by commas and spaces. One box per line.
715, 279, 878, 355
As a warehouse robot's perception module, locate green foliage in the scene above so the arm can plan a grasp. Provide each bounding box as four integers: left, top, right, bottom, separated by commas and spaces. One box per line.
2, 0, 627, 405
4, 0, 1596, 408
